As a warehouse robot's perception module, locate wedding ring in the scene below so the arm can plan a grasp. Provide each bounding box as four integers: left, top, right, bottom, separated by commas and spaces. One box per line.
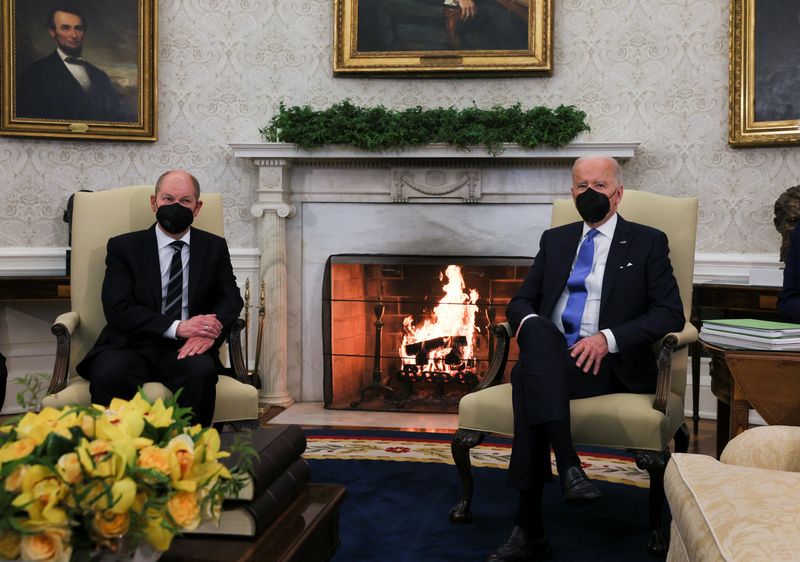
203, 325, 208, 331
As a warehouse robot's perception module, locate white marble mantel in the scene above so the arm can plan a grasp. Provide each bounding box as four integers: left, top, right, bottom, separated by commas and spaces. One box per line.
231, 142, 639, 405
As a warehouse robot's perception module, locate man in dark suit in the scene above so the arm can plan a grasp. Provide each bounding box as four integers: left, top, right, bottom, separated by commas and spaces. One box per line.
779, 222, 800, 322
488, 156, 685, 561
77, 170, 244, 426
17, 5, 131, 122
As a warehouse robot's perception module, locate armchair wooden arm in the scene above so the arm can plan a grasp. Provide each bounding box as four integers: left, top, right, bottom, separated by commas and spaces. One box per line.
473, 322, 512, 391
227, 317, 259, 388
48, 311, 80, 395
653, 322, 698, 413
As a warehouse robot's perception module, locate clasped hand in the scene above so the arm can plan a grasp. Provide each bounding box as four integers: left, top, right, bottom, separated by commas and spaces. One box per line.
176, 314, 222, 359
569, 333, 609, 375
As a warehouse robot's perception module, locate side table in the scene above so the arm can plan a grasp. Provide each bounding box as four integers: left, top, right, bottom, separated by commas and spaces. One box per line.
690, 283, 781, 434
701, 340, 800, 458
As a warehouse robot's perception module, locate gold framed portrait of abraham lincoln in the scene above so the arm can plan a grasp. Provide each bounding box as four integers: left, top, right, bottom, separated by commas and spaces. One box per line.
333, 0, 551, 75
0, 0, 157, 142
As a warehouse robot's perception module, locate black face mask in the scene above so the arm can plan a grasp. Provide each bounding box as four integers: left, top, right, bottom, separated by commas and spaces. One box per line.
156, 203, 194, 234
575, 188, 614, 223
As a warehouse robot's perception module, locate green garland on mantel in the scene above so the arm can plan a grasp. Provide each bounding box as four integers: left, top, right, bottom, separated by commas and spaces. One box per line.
259, 100, 590, 156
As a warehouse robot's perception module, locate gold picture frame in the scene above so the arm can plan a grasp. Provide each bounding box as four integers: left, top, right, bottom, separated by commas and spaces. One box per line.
729, 0, 800, 146
0, 0, 157, 142
333, 0, 551, 75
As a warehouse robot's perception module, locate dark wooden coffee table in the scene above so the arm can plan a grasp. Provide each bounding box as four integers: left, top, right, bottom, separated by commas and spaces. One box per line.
162, 484, 346, 562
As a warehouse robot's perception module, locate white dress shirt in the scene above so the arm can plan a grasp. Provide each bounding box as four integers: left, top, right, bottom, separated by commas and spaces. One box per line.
156, 226, 190, 339
57, 48, 91, 91
517, 213, 619, 353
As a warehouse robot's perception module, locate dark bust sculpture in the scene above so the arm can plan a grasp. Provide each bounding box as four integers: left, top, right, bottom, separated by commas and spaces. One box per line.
774, 185, 800, 262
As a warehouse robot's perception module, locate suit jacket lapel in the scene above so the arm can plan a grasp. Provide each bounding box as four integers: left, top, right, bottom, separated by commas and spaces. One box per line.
600, 215, 632, 313
187, 228, 206, 311
547, 223, 583, 313
142, 226, 163, 308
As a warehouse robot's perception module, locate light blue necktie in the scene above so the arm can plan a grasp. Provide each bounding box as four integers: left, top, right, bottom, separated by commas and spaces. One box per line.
561, 229, 599, 346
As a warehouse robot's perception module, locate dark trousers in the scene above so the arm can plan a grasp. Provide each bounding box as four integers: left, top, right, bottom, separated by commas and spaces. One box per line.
86, 340, 217, 426
507, 316, 627, 490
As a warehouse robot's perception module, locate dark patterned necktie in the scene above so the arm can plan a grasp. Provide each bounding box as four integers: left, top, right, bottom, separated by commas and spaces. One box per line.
164, 241, 185, 321
561, 229, 599, 346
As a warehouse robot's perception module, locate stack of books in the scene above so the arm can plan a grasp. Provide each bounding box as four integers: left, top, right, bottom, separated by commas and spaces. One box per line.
186, 424, 309, 537
700, 318, 800, 351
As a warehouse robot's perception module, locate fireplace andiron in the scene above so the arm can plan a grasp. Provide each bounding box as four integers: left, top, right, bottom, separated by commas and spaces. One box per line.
351, 303, 399, 407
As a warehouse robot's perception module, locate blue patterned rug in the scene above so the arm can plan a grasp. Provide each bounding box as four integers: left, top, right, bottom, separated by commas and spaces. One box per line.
304, 428, 662, 561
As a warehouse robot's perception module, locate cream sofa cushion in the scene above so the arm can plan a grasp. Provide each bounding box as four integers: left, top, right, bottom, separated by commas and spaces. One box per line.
458, 384, 685, 451
666, 426, 800, 562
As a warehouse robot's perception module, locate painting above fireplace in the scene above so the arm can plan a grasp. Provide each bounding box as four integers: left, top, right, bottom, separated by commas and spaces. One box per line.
323, 254, 532, 413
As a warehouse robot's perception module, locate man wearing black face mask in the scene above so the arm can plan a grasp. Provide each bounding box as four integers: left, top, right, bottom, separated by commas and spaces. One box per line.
77, 170, 243, 426
487, 156, 684, 561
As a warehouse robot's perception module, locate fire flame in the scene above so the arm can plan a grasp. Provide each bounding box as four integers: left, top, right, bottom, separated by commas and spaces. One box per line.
399, 265, 479, 374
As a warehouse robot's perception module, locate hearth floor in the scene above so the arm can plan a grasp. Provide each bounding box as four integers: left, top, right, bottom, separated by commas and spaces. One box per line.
268, 401, 458, 433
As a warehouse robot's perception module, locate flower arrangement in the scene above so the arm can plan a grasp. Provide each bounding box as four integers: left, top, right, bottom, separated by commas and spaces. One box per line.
0, 393, 247, 562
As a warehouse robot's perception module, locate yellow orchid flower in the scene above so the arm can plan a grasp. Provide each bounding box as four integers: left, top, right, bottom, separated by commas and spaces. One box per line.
194, 427, 227, 464
142, 399, 174, 428
0, 436, 37, 465
5, 464, 28, 492
167, 434, 195, 481
142, 510, 174, 552
76, 438, 124, 480
15, 408, 76, 444
109, 478, 137, 514
13, 466, 68, 526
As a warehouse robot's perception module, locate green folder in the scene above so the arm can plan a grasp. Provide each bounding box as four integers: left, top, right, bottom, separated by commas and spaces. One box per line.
703, 318, 800, 337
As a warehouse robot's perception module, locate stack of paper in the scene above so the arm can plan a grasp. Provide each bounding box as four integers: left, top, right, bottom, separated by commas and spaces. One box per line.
700, 318, 800, 351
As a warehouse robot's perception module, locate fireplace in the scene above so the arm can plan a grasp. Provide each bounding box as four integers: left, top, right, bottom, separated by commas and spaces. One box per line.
323, 254, 532, 412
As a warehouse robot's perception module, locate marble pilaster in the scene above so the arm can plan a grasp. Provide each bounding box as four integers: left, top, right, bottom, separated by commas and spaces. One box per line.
250, 158, 296, 407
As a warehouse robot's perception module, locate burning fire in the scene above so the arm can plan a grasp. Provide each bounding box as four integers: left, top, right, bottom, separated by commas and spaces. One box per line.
399, 265, 479, 377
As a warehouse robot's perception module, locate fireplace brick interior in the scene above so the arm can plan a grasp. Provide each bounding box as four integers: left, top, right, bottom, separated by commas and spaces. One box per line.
324, 255, 532, 412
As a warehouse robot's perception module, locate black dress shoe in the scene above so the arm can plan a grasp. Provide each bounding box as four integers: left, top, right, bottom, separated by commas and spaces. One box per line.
560, 465, 601, 506
487, 526, 549, 561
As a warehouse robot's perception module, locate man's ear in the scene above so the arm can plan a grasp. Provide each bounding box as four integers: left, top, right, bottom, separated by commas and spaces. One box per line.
193, 200, 203, 217
150, 194, 158, 213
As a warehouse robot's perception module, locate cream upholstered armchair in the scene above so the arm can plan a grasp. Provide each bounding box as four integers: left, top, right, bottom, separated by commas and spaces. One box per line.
448, 190, 698, 555
42, 186, 259, 428
666, 425, 800, 561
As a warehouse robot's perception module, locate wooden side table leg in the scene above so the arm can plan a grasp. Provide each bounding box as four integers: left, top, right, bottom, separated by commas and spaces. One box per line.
690, 341, 701, 435
730, 379, 750, 440
715, 398, 729, 459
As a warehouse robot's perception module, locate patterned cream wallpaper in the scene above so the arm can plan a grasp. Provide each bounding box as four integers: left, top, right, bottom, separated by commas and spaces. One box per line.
0, 0, 796, 254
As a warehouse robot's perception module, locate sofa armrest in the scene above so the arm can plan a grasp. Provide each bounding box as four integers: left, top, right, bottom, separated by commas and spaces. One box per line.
720, 425, 800, 472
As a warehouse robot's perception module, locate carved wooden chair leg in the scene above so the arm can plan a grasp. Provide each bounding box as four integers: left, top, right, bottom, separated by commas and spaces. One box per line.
673, 422, 690, 454
634, 449, 670, 556
449, 428, 487, 524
